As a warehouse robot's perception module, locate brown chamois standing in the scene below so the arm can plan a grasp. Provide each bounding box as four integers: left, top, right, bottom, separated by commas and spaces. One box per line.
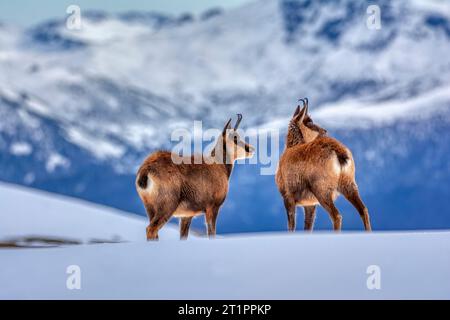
276, 98, 372, 232
136, 115, 255, 240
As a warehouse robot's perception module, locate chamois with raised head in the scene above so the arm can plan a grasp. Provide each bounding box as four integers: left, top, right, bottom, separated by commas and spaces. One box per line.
136, 115, 255, 240
276, 98, 372, 232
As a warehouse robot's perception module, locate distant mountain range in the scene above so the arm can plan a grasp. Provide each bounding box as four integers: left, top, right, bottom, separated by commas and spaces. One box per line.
1, 0, 449, 233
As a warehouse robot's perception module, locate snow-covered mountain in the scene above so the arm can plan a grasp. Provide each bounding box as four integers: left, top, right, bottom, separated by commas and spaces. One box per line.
0, 0, 449, 233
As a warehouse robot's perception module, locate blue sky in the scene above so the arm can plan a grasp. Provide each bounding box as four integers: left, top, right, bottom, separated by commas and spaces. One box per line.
0, 0, 250, 26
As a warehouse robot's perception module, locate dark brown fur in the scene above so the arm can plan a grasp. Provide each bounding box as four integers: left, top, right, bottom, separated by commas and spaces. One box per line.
136, 116, 254, 240
276, 100, 372, 232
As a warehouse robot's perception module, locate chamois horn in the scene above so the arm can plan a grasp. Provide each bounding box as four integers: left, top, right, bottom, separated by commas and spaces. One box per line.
234, 114, 243, 130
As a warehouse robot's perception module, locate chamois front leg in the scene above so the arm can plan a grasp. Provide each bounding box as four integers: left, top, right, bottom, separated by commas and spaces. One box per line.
179, 217, 193, 240
303, 205, 316, 231
283, 198, 296, 232
205, 206, 220, 238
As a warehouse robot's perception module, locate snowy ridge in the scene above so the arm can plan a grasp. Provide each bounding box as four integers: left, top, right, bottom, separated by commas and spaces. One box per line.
1, 230, 449, 299
262, 83, 450, 130
314, 84, 450, 128
0, 182, 180, 245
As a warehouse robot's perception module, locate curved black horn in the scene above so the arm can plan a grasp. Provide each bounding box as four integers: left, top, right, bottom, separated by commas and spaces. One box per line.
298, 98, 307, 108
298, 97, 309, 114
293, 105, 301, 117
294, 98, 308, 123
234, 114, 243, 130
223, 118, 232, 134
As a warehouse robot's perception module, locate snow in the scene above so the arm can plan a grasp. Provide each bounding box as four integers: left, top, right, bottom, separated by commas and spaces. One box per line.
0, 182, 179, 245
45, 153, 70, 172
23, 172, 36, 185
60, 19, 153, 44
312, 84, 450, 128
0, 182, 449, 299
411, 0, 450, 18
1, 230, 449, 299
261, 83, 450, 131
9, 142, 32, 156
65, 127, 126, 159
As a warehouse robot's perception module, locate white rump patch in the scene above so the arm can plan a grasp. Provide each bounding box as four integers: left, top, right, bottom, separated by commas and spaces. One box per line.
341, 159, 351, 172
332, 157, 341, 175
332, 150, 352, 174
146, 177, 154, 193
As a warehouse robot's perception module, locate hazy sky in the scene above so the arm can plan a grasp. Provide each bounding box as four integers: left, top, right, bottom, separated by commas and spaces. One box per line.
0, 0, 251, 26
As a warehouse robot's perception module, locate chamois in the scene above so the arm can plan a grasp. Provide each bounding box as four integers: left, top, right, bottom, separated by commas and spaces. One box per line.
276, 98, 372, 232
136, 115, 255, 240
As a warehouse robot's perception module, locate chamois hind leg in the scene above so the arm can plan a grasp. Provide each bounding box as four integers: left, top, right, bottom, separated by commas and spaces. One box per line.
340, 181, 372, 231
145, 203, 176, 241
179, 217, 193, 240
311, 188, 342, 231
146, 214, 170, 241
283, 197, 296, 232
205, 206, 220, 238
303, 205, 316, 231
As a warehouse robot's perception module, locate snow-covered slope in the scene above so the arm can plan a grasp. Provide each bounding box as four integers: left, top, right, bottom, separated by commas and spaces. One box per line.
1, 231, 449, 299
0, 182, 179, 246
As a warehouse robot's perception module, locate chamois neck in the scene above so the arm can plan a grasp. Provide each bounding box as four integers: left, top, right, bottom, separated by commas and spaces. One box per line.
211, 139, 235, 178
222, 159, 234, 178
286, 123, 304, 148
217, 149, 234, 178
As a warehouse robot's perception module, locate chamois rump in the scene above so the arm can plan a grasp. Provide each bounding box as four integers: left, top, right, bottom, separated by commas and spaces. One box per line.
276, 98, 372, 232
136, 115, 255, 240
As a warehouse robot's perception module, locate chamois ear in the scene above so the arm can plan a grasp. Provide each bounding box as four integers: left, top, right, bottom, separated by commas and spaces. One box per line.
223, 118, 232, 135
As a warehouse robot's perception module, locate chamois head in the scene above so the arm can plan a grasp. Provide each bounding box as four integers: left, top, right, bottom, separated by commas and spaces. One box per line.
286, 98, 327, 148
215, 114, 255, 162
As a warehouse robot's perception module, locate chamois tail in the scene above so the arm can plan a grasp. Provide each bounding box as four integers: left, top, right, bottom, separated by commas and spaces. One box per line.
330, 143, 351, 168
137, 167, 151, 189
336, 152, 350, 167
